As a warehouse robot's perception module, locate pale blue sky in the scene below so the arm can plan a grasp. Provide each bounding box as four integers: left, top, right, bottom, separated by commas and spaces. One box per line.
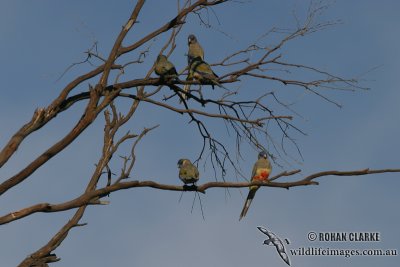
1, 1, 399, 266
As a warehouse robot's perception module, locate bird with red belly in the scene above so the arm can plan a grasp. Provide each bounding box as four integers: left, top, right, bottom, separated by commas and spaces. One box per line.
239, 151, 272, 220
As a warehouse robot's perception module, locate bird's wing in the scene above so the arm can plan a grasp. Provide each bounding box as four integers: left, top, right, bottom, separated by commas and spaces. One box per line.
171, 67, 178, 75
257, 226, 272, 238
251, 162, 258, 181
185, 164, 198, 180
197, 43, 204, 60
265, 158, 272, 171
193, 43, 204, 59
194, 62, 212, 74
279, 251, 291, 266
166, 65, 178, 76
179, 168, 186, 179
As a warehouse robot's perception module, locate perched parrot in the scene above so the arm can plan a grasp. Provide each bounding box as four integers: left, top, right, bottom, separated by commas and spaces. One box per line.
187, 34, 204, 65
187, 57, 221, 89
154, 54, 178, 78
239, 151, 272, 220
182, 34, 205, 101
177, 159, 200, 185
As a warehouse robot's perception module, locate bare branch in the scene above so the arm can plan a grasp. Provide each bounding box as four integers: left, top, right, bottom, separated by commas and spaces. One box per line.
3, 168, 398, 227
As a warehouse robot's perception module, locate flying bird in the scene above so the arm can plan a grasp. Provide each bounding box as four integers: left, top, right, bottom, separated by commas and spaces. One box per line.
177, 159, 199, 185
154, 54, 178, 78
239, 151, 271, 220
257, 226, 291, 266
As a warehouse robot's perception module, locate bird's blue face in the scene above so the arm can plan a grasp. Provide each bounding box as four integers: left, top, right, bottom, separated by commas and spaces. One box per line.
258, 151, 268, 159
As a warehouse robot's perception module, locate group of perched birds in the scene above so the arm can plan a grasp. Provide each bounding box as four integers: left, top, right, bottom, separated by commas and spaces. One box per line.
177, 151, 272, 220
154, 34, 221, 100
156, 34, 271, 219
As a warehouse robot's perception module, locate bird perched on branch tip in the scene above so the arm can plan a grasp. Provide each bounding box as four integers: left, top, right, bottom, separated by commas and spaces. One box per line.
239, 151, 272, 220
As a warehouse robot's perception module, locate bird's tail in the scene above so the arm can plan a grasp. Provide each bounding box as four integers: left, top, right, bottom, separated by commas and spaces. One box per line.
211, 79, 227, 90
201, 73, 224, 90
239, 188, 258, 220
210, 80, 219, 90
180, 84, 190, 103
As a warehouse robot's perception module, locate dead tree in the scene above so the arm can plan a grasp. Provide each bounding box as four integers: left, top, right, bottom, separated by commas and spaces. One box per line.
0, 1, 398, 266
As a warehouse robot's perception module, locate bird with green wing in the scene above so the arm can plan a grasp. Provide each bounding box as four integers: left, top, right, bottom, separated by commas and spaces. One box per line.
182, 34, 205, 101
154, 54, 178, 79
187, 56, 221, 89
